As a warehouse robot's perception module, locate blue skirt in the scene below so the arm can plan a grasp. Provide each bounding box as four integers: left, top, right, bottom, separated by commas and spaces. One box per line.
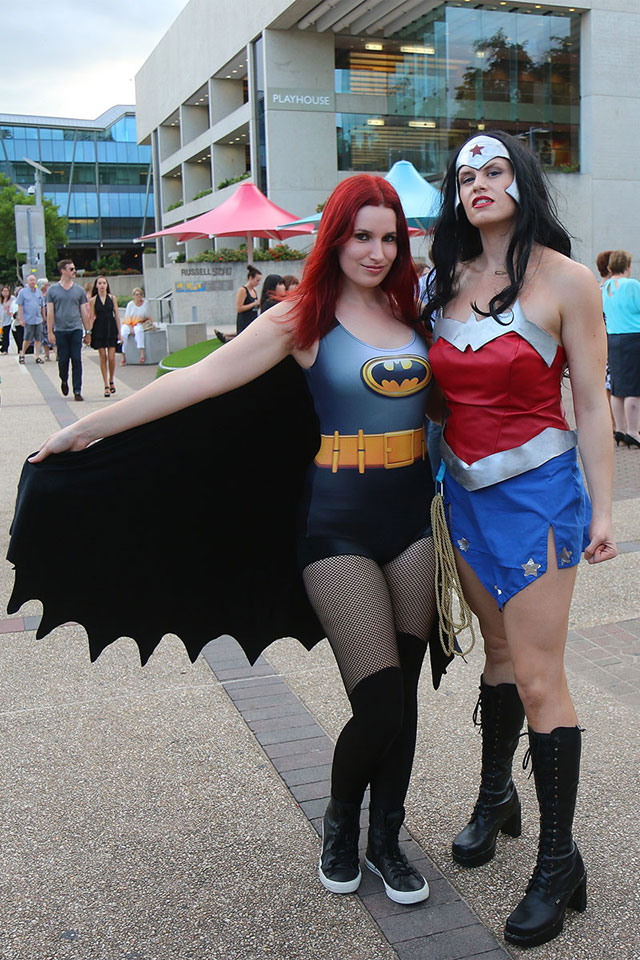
443, 448, 591, 609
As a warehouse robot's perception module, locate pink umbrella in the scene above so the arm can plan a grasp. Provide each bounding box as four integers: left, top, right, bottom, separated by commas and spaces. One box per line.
137, 182, 315, 264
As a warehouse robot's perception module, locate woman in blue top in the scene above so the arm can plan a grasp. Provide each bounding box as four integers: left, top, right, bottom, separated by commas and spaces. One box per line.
602, 249, 640, 447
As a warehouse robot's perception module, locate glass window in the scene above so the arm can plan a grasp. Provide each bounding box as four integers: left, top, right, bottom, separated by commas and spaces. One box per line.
335, 2, 580, 175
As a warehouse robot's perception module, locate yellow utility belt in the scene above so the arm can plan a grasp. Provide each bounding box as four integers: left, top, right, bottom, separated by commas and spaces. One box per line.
315, 427, 426, 473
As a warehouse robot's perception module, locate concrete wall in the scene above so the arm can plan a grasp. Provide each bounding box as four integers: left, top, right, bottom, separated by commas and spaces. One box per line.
77, 275, 145, 300
135, 0, 295, 140
143, 259, 306, 326
135, 0, 640, 278
580, 2, 640, 274
263, 29, 338, 216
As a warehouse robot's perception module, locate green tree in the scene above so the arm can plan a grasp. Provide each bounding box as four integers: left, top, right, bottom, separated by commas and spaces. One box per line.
0, 174, 68, 284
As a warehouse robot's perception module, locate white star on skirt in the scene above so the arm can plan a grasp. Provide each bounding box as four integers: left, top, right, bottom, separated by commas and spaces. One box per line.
522, 558, 541, 577
559, 547, 573, 565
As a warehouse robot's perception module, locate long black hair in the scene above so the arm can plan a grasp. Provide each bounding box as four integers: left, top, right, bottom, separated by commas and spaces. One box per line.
260, 274, 284, 312
426, 130, 571, 322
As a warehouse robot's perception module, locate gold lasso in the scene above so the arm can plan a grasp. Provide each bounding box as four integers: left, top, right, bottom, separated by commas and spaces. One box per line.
430, 469, 476, 658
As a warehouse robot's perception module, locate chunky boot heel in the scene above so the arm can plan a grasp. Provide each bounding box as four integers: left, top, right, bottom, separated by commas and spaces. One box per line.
500, 803, 522, 838
318, 796, 362, 894
504, 726, 586, 949
452, 679, 525, 867
568, 874, 587, 912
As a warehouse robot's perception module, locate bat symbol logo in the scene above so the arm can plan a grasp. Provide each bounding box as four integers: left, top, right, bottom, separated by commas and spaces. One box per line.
361, 355, 432, 397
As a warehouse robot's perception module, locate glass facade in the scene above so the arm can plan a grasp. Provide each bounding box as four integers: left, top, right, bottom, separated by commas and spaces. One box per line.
0, 112, 154, 256
336, 2, 580, 177
252, 36, 267, 194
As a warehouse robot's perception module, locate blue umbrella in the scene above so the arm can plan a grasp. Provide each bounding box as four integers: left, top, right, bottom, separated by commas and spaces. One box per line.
384, 160, 441, 231
278, 161, 441, 233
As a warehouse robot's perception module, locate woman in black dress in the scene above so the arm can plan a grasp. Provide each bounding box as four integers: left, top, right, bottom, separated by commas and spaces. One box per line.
88, 276, 121, 397
235, 266, 262, 334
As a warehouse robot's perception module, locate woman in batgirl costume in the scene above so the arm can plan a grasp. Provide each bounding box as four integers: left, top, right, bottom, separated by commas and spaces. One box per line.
425, 132, 617, 948
8, 175, 448, 906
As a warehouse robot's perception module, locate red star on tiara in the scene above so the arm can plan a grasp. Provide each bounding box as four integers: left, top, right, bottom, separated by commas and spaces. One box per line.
470, 144, 484, 157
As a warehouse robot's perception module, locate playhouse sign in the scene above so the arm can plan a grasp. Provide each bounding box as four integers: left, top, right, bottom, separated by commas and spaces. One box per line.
268, 89, 335, 111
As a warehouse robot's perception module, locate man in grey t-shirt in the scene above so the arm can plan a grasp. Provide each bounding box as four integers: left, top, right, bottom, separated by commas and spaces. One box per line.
46, 259, 89, 400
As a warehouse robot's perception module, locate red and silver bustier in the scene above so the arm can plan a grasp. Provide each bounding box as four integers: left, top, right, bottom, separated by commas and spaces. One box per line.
429, 301, 576, 491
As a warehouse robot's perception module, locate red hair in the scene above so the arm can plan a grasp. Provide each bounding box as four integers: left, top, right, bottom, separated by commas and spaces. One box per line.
288, 175, 417, 349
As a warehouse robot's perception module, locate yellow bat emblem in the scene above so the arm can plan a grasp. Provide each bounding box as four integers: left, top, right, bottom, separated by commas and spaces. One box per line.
361, 355, 432, 397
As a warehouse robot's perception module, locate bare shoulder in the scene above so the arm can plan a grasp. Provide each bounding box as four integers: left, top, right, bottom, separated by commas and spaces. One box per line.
537, 247, 599, 302
250, 299, 299, 341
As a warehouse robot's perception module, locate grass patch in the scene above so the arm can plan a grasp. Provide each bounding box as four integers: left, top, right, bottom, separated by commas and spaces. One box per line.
155, 337, 224, 378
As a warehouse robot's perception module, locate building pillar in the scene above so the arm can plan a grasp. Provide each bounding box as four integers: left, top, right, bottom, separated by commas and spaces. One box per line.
262, 29, 338, 221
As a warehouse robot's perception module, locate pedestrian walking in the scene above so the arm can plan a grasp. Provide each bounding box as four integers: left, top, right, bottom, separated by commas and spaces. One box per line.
0, 285, 18, 354
17, 274, 45, 364
36, 279, 54, 360
87, 276, 121, 397
46, 259, 90, 401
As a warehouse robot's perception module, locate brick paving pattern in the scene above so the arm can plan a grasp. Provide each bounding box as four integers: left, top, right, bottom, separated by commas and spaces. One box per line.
612, 444, 640, 501
203, 635, 510, 960
4, 349, 637, 960
565, 619, 640, 710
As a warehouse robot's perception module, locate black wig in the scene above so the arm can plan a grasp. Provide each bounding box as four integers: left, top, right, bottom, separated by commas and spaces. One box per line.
426, 130, 571, 323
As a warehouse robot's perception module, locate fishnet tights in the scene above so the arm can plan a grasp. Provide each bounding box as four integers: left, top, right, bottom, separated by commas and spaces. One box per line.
302, 537, 437, 695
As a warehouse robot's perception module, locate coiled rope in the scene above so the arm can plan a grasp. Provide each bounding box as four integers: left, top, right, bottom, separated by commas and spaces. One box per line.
430, 468, 476, 658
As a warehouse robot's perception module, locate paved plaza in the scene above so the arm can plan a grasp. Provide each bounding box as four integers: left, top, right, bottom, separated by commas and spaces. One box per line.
1, 344, 639, 960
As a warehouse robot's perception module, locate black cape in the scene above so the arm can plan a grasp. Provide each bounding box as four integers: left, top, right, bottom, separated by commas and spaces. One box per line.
7, 358, 452, 688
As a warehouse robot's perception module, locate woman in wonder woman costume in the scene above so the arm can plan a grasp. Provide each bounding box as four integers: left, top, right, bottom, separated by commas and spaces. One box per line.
426, 131, 617, 948
11, 176, 444, 906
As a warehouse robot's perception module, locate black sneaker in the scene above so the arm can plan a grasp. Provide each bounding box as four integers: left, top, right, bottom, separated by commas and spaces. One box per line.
61, 381, 69, 396
366, 807, 430, 904
74, 393, 83, 401
318, 798, 362, 894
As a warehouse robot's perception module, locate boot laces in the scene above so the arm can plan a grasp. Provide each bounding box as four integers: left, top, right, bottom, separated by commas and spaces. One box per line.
325, 819, 359, 870
385, 837, 418, 880
472, 688, 482, 727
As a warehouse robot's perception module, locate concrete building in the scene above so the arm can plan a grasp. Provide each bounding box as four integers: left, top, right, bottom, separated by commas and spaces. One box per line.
0, 106, 153, 270
135, 0, 639, 272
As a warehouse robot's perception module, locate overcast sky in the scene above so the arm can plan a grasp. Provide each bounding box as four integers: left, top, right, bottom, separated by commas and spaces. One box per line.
1, 0, 190, 120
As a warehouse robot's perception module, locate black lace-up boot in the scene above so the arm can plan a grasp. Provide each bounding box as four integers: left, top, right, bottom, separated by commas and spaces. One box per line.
452, 678, 525, 866
318, 797, 362, 894
504, 726, 586, 949
365, 806, 429, 904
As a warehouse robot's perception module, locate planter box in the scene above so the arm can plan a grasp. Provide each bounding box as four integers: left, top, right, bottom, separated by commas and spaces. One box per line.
124, 329, 167, 365
166, 322, 208, 353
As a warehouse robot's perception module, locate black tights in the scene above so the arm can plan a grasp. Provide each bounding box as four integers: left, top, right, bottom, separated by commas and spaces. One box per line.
302, 538, 436, 812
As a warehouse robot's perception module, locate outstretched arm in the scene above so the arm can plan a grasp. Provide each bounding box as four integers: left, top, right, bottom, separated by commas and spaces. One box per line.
30, 304, 298, 461
560, 262, 617, 564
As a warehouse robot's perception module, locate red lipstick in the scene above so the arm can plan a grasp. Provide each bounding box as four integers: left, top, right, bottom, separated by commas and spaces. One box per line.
472, 195, 493, 208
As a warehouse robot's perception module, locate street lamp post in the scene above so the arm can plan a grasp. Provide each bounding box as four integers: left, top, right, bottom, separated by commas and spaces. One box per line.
16, 158, 52, 279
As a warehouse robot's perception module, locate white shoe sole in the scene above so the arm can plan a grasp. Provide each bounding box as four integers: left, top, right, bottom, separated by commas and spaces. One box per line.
318, 858, 361, 894
365, 856, 430, 904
